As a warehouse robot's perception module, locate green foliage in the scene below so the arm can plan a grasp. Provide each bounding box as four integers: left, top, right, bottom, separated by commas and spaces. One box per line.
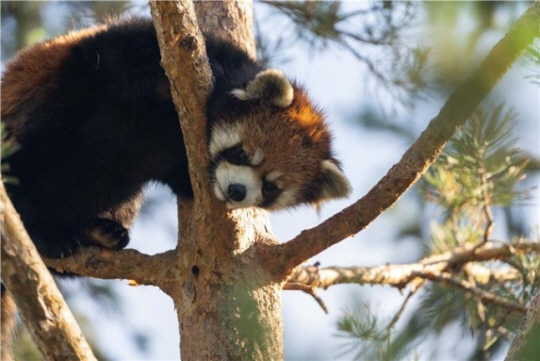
335, 303, 417, 361
424, 105, 528, 217
523, 41, 540, 85
411, 105, 536, 358
335, 102, 538, 359
422, 104, 530, 257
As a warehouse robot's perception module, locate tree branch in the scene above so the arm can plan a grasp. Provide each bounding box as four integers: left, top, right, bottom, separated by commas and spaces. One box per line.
287, 241, 537, 314
287, 241, 537, 288
149, 0, 213, 206
0, 182, 97, 361
283, 283, 329, 314
45, 248, 177, 289
268, 1, 540, 278
194, 0, 256, 58
413, 271, 527, 314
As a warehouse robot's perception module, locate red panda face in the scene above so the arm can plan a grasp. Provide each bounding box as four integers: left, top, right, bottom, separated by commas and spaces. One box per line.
208, 70, 351, 211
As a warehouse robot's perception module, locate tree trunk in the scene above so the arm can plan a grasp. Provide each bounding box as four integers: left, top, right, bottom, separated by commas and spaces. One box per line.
149, 1, 283, 359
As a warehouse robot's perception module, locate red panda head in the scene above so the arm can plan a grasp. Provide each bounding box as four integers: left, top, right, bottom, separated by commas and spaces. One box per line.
208, 69, 351, 210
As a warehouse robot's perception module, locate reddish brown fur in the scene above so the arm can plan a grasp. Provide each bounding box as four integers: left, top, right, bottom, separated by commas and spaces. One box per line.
1, 26, 106, 132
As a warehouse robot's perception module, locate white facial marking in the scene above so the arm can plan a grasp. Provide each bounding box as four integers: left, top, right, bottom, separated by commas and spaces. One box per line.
213, 162, 263, 209
213, 182, 226, 201
251, 148, 264, 166
209, 124, 242, 157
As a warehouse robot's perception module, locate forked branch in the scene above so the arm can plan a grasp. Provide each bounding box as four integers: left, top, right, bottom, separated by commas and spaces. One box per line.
269, 1, 540, 278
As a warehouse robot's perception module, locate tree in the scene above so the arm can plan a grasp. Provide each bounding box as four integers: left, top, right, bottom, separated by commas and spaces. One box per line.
1, 0, 539, 359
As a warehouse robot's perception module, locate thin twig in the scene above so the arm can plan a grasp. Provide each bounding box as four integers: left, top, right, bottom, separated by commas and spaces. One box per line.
414, 271, 527, 314
283, 282, 329, 314
339, 4, 386, 19
387, 286, 421, 330
478, 165, 495, 246
341, 30, 394, 46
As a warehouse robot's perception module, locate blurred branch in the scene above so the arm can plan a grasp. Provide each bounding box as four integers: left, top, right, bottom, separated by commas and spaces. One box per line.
286, 241, 538, 314
414, 271, 526, 314
283, 283, 328, 314
260, 1, 423, 107
267, 1, 540, 278
0, 181, 97, 361
387, 288, 419, 330
261, 1, 411, 47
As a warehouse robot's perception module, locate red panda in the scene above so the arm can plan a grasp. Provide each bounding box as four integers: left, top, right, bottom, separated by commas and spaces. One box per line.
1, 16, 352, 355
2, 17, 351, 259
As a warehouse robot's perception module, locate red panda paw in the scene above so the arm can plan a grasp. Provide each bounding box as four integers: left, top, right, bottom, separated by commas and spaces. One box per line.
80, 218, 130, 251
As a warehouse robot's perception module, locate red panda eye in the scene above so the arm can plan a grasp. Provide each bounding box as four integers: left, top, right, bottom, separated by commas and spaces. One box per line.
232, 148, 249, 165
223, 145, 249, 165
262, 180, 279, 196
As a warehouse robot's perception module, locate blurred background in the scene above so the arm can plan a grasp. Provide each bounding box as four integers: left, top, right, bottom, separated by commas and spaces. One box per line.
1, 1, 538, 360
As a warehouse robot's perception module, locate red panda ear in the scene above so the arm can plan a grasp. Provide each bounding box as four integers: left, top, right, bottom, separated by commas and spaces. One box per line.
231, 69, 294, 108
317, 160, 352, 201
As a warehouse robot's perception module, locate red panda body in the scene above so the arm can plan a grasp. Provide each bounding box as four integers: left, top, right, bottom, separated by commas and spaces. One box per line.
1, 17, 351, 258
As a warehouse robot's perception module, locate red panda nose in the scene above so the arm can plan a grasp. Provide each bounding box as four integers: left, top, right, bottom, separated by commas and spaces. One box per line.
227, 184, 247, 202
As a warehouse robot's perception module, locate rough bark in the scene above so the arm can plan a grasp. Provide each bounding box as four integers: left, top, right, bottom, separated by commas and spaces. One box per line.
0, 182, 97, 361
150, 1, 282, 359
194, 0, 256, 59
1, 286, 17, 361
46, 248, 176, 287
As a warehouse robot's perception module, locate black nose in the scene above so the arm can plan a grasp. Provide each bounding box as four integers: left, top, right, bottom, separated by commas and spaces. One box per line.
227, 183, 247, 202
